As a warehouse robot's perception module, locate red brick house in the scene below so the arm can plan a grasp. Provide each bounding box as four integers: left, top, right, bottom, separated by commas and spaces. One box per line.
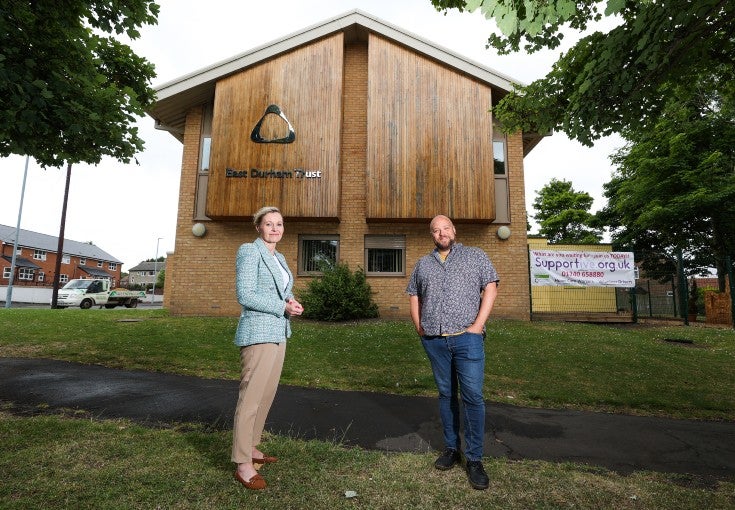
0, 224, 123, 291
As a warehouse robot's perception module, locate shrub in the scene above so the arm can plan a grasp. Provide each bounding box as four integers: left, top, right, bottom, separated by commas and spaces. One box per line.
298, 262, 379, 321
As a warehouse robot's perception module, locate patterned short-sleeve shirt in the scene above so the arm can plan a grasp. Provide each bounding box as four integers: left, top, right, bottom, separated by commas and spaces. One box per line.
406, 243, 499, 336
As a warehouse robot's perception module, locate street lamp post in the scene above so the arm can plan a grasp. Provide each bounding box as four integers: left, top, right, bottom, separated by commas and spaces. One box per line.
5, 156, 30, 309
151, 237, 162, 304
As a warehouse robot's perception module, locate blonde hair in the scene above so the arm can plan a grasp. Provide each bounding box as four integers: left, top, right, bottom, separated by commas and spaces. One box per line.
253, 206, 282, 227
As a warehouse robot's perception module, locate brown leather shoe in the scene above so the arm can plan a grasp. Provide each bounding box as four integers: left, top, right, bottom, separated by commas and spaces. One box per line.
252, 455, 278, 464
234, 471, 266, 490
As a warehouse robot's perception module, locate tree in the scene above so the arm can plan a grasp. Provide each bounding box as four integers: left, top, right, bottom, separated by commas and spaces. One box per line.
156, 269, 165, 290
0, 1, 159, 167
596, 73, 735, 290
1, 1, 159, 307
430, 0, 734, 146
532, 178, 602, 244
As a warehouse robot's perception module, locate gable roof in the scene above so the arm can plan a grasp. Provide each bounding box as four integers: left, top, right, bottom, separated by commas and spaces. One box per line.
0, 224, 122, 264
147, 9, 544, 154
128, 261, 166, 272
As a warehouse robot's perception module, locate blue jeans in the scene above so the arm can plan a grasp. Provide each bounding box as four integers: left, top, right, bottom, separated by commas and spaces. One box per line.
421, 332, 486, 461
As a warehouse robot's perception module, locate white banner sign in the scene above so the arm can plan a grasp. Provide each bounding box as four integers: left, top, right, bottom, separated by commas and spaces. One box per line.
530, 250, 635, 287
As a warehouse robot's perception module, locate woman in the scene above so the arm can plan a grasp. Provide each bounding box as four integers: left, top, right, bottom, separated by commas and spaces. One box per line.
232, 206, 304, 490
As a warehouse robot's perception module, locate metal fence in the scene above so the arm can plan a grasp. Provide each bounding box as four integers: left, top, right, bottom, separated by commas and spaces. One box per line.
529, 248, 735, 327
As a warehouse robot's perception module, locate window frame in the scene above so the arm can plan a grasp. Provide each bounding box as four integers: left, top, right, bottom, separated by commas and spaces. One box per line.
298, 235, 340, 275
492, 121, 510, 224
364, 235, 406, 276
18, 268, 34, 281
194, 103, 213, 221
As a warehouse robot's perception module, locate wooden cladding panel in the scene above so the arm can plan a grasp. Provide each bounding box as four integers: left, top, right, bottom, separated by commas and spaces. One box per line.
366, 34, 496, 221
206, 34, 343, 219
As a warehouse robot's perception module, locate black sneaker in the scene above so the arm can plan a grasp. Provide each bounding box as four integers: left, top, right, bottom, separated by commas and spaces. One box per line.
434, 448, 461, 470
466, 460, 489, 490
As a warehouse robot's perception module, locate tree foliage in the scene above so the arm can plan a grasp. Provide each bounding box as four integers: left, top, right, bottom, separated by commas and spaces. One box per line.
597, 73, 735, 289
0, 1, 159, 167
532, 178, 602, 244
430, 0, 734, 146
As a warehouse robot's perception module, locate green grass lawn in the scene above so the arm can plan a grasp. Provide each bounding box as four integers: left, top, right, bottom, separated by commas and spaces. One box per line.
1, 309, 734, 509
1, 309, 734, 420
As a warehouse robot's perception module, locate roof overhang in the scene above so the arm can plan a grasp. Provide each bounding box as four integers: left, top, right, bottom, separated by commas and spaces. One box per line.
78, 266, 113, 278
1, 255, 41, 270
147, 9, 542, 155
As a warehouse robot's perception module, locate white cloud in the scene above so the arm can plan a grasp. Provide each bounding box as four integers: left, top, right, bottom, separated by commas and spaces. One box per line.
0, 0, 621, 268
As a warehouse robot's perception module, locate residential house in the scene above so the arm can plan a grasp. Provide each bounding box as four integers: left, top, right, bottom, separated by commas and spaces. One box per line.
127, 260, 166, 290
0, 224, 122, 289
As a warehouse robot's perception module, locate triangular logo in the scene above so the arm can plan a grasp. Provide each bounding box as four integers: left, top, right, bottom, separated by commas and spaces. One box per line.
250, 104, 296, 144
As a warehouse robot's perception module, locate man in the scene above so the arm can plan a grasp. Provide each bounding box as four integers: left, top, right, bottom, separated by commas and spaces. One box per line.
406, 215, 499, 490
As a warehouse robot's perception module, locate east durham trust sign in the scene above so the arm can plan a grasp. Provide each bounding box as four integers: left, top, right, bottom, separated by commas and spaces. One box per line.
225, 168, 323, 179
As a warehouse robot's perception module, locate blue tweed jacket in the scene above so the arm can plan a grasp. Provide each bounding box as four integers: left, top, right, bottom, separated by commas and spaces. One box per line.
234, 237, 295, 347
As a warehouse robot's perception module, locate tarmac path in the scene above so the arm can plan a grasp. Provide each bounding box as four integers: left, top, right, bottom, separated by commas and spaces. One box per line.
1, 357, 733, 480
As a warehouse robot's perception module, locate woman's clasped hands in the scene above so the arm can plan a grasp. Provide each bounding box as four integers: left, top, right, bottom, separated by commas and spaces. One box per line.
285, 298, 304, 316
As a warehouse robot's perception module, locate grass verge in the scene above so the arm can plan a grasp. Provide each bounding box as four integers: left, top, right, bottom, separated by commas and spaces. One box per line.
1, 411, 733, 510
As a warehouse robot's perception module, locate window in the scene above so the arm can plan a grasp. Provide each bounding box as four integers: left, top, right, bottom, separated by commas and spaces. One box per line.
493, 139, 506, 175
298, 235, 339, 274
195, 103, 213, 221
38, 272, 45, 282
62, 254, 70, 264
365, 235, 405, 276
60, 274, 69, 284
201, 137, 211, 172
108, 262, 117, 271
2, 267, 10, 279
79, 258, 86, 265
33, 249, 46, 261
97, 261, 103, 268
15, 246, 22, 255
19, 268, 34, 280
493, 121, 510, 223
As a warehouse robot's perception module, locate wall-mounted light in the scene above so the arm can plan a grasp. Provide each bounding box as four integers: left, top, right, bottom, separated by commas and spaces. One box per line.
192, 223, 207, 237
496, 226, 511, 240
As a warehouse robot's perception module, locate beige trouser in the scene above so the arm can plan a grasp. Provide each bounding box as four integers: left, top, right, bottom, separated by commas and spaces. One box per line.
231, 342, 286, 464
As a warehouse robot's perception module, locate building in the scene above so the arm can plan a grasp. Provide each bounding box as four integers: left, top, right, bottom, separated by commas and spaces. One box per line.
0, 224, 123, 289
127, 260, 166, 289
148, 10, 545, 319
